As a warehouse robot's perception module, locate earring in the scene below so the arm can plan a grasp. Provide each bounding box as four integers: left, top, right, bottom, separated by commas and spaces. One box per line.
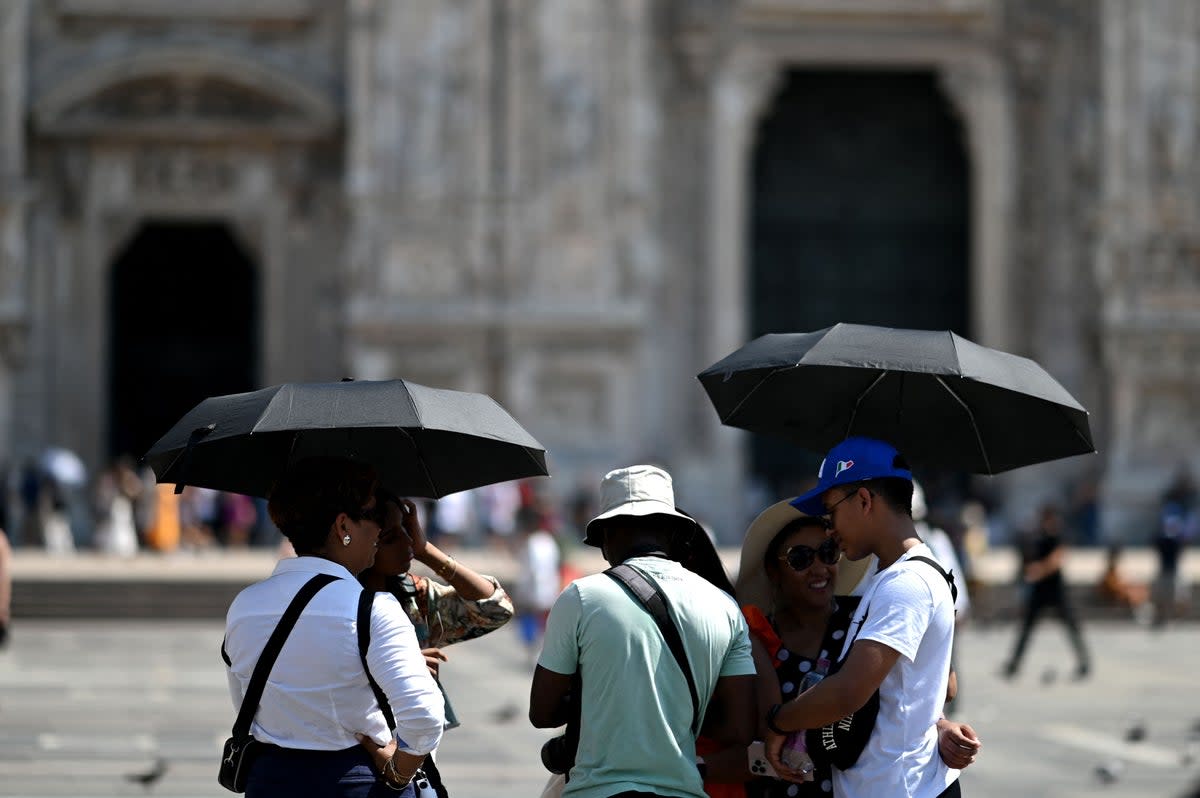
342, 534, 352, 546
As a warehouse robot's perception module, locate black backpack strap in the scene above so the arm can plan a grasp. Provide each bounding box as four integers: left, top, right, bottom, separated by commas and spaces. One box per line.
231, 573, 339, 737
908, 555, 959, 606
358, 589, 398, 731
605, 563, 701, 736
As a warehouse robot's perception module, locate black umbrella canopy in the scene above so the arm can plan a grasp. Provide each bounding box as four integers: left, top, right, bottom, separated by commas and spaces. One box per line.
143, 379, 549, 499
698, 323, 1095, 475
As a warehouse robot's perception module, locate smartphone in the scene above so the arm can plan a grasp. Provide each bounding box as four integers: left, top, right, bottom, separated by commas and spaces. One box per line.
748, 740, 781, 779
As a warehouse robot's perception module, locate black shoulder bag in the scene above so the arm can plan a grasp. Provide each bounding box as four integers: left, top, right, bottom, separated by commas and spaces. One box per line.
219, 573, 339, 793
805, 556, 957, 771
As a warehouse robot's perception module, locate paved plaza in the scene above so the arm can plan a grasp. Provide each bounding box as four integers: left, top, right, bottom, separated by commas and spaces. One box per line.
0, 616, 1198, 798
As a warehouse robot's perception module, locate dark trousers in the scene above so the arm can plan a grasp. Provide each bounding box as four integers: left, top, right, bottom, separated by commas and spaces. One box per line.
937, 779, 961, 798
1005, 588, 1090, 674
246, 744, 415, 798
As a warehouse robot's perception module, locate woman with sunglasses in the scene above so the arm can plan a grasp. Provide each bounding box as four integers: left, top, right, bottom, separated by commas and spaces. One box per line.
223, 457, 445, 797
698, 500, 976, 797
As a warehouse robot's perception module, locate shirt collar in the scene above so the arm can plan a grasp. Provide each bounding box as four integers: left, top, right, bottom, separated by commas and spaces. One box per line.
271, 555, 356, 582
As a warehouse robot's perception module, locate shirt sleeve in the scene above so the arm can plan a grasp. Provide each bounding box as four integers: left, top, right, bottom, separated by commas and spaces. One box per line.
855, 570, 934, 663
720, 606, 757, 677
366, 592, 446, 755
536, 583, 583, 675
424, 576, 516, 647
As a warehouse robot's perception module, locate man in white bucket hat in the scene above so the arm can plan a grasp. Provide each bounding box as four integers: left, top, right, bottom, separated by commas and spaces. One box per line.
529, 464, 756, 798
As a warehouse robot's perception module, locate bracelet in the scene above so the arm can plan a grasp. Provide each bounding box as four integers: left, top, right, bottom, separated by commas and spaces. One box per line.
766, 703, 790, 735
436, 556, 458, 580
381, 757, 414, 791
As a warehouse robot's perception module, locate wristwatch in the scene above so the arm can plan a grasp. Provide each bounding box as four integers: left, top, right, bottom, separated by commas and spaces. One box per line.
766, 703, 789, 735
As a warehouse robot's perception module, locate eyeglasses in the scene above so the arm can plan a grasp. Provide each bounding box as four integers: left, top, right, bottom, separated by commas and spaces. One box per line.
348, 502, 386, 528
822, 486, 869, 524
778, 538, 842, 571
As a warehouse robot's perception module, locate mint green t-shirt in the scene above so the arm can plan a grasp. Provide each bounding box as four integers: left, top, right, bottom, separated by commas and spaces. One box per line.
538, 556, 755, 798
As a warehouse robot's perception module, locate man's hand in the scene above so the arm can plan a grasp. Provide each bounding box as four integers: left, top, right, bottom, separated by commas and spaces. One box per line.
937, 718, 981, 769
763, 729, 812, 783
423, 647, 448, 679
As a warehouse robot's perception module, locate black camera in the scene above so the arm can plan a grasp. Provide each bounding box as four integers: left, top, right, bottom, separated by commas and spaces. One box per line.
540, 732, 577, 775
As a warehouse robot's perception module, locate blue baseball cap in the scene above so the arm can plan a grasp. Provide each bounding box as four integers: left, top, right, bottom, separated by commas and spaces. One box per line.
790, 437, 913, 516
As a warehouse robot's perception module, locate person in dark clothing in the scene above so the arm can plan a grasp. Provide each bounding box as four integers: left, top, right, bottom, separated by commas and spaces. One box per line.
1002, 505, 1091, 680
1153, 471, 1196, 627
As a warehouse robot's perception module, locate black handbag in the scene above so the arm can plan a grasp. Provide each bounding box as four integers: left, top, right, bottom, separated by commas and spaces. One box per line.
806, 556, 957, 771
219, 574, 339, 792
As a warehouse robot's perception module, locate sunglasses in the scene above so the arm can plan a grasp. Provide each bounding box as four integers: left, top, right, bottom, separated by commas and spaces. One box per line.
348, 501, 387, 527
778, 538, 842, 572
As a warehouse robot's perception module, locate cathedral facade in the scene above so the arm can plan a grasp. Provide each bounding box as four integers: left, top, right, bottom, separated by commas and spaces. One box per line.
0, 0, 1195, 541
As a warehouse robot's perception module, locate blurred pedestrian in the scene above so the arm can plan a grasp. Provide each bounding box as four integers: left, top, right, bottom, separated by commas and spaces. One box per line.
93, 457, 142, 557
1097, 544, 1152, 623
359, 492, 514, 796
1153, 470, 1197, 627
1002, 504, 1090, 680
512, 505, 561, 662
224, 457, 444, 797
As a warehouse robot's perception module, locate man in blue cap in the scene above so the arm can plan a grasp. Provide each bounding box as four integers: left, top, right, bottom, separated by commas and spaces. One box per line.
762, 437, 979, 798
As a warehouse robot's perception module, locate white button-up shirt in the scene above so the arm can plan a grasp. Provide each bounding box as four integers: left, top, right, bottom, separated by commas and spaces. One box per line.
224, 556, 444, 755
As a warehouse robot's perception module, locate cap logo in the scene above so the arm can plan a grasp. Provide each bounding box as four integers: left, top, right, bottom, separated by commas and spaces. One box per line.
835, 460, 855, 477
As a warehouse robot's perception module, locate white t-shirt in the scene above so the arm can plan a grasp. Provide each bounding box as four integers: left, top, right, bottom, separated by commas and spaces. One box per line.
835, 543, 958, 798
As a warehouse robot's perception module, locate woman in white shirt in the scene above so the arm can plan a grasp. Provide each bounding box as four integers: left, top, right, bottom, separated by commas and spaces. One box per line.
223, 457, 445, 797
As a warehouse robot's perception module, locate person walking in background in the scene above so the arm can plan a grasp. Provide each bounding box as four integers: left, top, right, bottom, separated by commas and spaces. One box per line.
93, 457, 142, 557
224, 457, 444, 796
359, 491, 514, 796
513, 505, 561, 662
1002, 504, 1090, 680
1154, 470, 1197, 627
530, 464, 757, 798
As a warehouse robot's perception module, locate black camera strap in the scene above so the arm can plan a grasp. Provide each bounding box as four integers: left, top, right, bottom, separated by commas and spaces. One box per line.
229, 573, 339, 738
605, 563, 701, 737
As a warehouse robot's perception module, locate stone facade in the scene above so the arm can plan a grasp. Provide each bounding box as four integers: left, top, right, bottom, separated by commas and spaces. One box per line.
0, 0, 1194, 542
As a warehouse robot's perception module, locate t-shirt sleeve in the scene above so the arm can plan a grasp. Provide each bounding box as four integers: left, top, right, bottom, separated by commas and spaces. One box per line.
537, 583, 583, 675
855, 570, 934, 663
720, 608, 757, 677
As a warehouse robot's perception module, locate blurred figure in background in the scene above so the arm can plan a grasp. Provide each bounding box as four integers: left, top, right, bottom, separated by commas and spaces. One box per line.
1002, 504, 1090, 681
144, 483, 180, 552
512, 505, 560, 662
93, 456, 142, 557
1154, 470, 1197, 627
1096, 543, 1152, 624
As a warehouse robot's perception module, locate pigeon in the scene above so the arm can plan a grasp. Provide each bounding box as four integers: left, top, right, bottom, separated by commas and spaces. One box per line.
1093, 760, 1123, 785
1123, 719, 1146, 743
124, 758, 168, 790
488, 702, 521, 724
1040, 667, 1057, 686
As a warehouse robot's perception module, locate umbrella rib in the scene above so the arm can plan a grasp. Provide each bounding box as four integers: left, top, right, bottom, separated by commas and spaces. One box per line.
399, 427, 441, 497
845, 371, 889, 439
720, 367, 790, 423
935, 376, 994, 474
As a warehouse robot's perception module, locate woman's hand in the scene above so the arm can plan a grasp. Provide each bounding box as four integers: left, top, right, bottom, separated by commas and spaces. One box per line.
354, 733, 397, 775
422, 647, 448, 679
936, 718, 981, 769
763, 729, 813, 783
399, 499, 428, 560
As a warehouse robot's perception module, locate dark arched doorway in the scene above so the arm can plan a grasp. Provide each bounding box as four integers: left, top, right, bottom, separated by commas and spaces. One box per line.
108, 221, 259, 461
749, 70, 970, 496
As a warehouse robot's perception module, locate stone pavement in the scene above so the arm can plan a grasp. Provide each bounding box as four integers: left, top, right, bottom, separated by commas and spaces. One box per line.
1, 618, 1199, 798
7, 544, 1199, 620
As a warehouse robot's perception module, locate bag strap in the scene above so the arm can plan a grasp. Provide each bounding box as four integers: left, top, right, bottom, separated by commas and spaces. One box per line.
907, 555, 959, 606
357, 589, 398, 731
605, 563, 701, 736
231, 573, 339, 737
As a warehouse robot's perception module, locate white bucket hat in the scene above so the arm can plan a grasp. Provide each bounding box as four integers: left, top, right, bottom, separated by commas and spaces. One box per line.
583, 464, 695, 547
734, 498, 876, 611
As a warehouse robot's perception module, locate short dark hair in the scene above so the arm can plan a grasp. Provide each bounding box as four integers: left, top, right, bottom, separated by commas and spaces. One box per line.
268, 457, 379, 554
840, 477, 913, 518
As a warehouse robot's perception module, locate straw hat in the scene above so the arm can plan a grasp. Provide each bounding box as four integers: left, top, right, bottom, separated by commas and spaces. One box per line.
734, 498, 876, 611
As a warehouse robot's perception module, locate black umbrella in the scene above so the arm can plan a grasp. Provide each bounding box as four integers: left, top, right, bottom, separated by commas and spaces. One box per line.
698, 323, 1095, 474
142, 379, 549, 498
